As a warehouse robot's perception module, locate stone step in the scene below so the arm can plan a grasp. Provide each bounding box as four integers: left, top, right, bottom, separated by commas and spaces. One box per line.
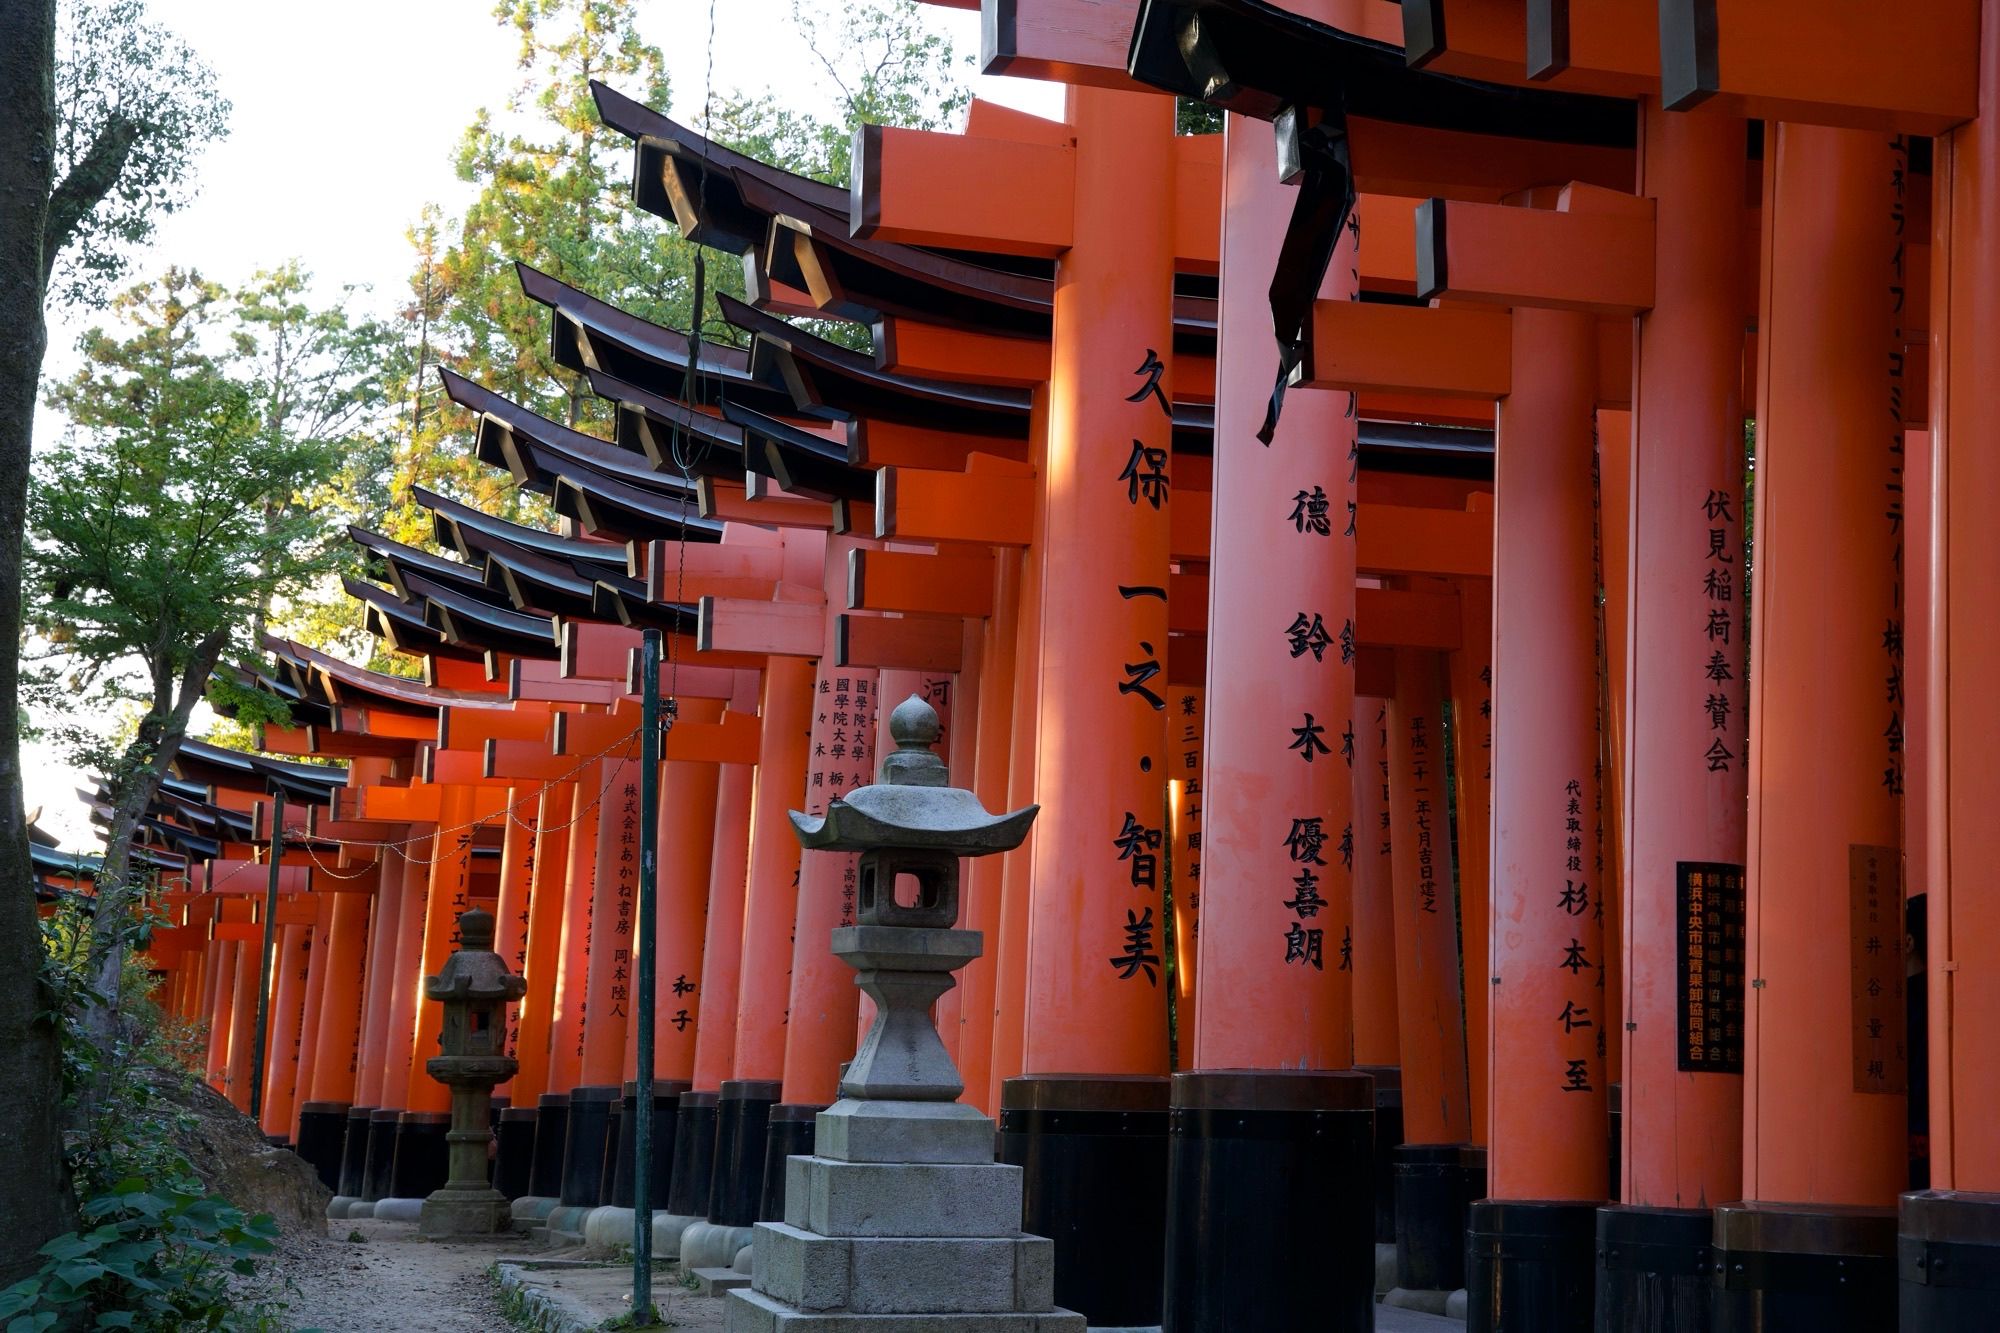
725, 1287, 1085, 1332
693, 1265, 754, 1296
782, 1156, 1023, 1239
752, 1221, 1055, 1315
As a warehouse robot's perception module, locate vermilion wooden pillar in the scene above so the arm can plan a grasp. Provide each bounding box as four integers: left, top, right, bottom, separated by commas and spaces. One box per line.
374, 832, 432, 1113
661, 757, 753, 1242
1007, 87, 1175, 1331
714, 656, 812, 1228
1722, 123, 1905, 1330
1355, 693, 1403, 1254
581, 758, 641, 1091
1384, 646, 1474, 1298
224, 924, 260, 1113
1470, 305, 1605, 1331
1167, 685, 1204, 1049
645, 700, 723, 1085
491, 789, 536, 1104
290, 893, 335, 1143
1597, 100, 1751, 1330
956, 556, 1018, 1119
1164, 110, 1372, 1333
1907, 6, 2000, 1316
779, 540, 880, 1132
1445, 572, 1494, 1151
549, 778, 599, 1097
206, 938, 238, 1094
989, 517, 1043, 1112
258, 920, 312, 1139
389, 790, 475, 1202
1354, 697, 1401, 1069
299, 888, 370, 1188
352, 851, 404, 1111
511, 784, 571, 1105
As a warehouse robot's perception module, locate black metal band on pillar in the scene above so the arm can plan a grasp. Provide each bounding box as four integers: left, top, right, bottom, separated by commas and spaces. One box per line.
1261, 102, 1354, 445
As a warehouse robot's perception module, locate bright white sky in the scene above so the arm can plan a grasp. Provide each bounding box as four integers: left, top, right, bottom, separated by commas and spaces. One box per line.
25, 0, 1064, 850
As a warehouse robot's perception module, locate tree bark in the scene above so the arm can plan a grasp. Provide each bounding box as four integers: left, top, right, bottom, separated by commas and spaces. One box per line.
0, 0, 80, 1283
84, 628, 232, 1036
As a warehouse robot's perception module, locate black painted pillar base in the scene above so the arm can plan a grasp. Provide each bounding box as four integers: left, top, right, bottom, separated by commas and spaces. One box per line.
708, 1079, 779, 1226
999, 1073, 1169, 1330
1710, 1200, 1896, 1331
1594, 1204, 1712, 1333
527, 1093, 569, 1201
1607, 1084, 1622, 1204
361, 1108, 401, 1202
337, 1105, 374, 1199
1465, 1199, 1596, 1332
558, 1086, 619, 1208
610, 1079, 688, 1212
599, 1098, 624, 1206
1357, 1065, 1404, 1246
1393, 1142, 1478, 1291
760, 1103, 822, 1222
495, 1107, 537, 1200
296, 1100, 350, 1192
1899, 1188, 2000, 1329
388, 1111, 450, 1199
667, 1089, 719, 1219
1162, 1069, 1375, 1333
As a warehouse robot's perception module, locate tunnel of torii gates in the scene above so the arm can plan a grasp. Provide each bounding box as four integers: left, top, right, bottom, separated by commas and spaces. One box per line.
84, 0, 2000, 1329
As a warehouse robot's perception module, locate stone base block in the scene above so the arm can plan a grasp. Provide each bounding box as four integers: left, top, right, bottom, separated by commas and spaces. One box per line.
696, 1266, 755, 1296
735, 1244, 755, 1273
782, 1156, 1023, 1238
753, 1221, 1055, 1315
339, 1200, 377, 1219
1383, 1287, 1454, 1316
582, 1205, 636, 1249
371, 1197, 425, 1224
1445, 1289, 1469, 1319
510, 1194, 560, 1224
655, 1211, 704, 1258
544, 1204, 594, 1239
418, 1188, 510, 1237
725, 1287, 1085, 1333
685, 1220, 760, 1270
1376, 1242, 1397, 1296
327, 1196, 359, 1219
815, 1100, 996, 1165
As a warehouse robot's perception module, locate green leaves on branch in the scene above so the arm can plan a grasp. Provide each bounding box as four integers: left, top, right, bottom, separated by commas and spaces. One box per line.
47, 0, 230, 306
0, 1179, 280, 1332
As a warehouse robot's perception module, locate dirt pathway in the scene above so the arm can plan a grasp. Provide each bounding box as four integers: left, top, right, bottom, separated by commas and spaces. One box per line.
271, 1216, 522, 1332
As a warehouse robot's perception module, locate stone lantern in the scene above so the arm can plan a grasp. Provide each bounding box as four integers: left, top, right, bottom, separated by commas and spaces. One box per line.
418, 907, 525, 1237
725, 695, 1084, 1330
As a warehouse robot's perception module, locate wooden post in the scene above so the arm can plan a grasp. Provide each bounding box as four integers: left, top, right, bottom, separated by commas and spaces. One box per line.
1163, 110, 1373, 1331
1720, 122, 1906, 1329
1468, 305, 1605, 1330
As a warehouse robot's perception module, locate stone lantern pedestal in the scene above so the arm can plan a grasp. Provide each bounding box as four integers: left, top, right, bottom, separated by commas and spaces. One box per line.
418, 908, 526, 1238
725, 697, 1083, 1332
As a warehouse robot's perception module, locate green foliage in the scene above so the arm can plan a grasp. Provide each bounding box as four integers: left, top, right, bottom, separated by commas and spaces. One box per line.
27, 269, 346, 776
0, 1179, 282, 1332
12, 904, 287, 1332
48, 0, 231, 306
360, 0, 973, 556
1176, 97, 1223, 135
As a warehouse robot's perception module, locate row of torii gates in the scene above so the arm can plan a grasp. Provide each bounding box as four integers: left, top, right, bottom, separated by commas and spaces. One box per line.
99, 1, 2000, 1329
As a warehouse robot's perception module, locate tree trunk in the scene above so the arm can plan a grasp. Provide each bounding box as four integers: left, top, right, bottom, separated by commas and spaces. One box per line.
84, 629, 232, 1038
0, 0, 80, 1282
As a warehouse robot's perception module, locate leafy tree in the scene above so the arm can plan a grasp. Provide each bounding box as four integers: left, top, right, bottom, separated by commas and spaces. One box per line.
0, 0, 228, 1282
28, 269, 343, 1050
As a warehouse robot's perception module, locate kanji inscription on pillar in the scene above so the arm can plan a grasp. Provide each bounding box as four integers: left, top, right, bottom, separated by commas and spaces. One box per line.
1847, 844, 1906, 1095
1674, 861, 1746, 1074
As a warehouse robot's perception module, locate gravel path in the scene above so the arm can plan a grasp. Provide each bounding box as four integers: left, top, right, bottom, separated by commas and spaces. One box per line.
271, 1217, 523, 1332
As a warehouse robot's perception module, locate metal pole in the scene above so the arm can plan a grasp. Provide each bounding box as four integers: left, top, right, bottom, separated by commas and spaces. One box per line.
633, 628, 661, 1320
249, 785, 285, 1123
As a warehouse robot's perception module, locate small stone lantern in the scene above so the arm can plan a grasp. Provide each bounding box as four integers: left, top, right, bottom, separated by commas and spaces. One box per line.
724, 696, 1084, 1329
419, 907, 525, 1237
